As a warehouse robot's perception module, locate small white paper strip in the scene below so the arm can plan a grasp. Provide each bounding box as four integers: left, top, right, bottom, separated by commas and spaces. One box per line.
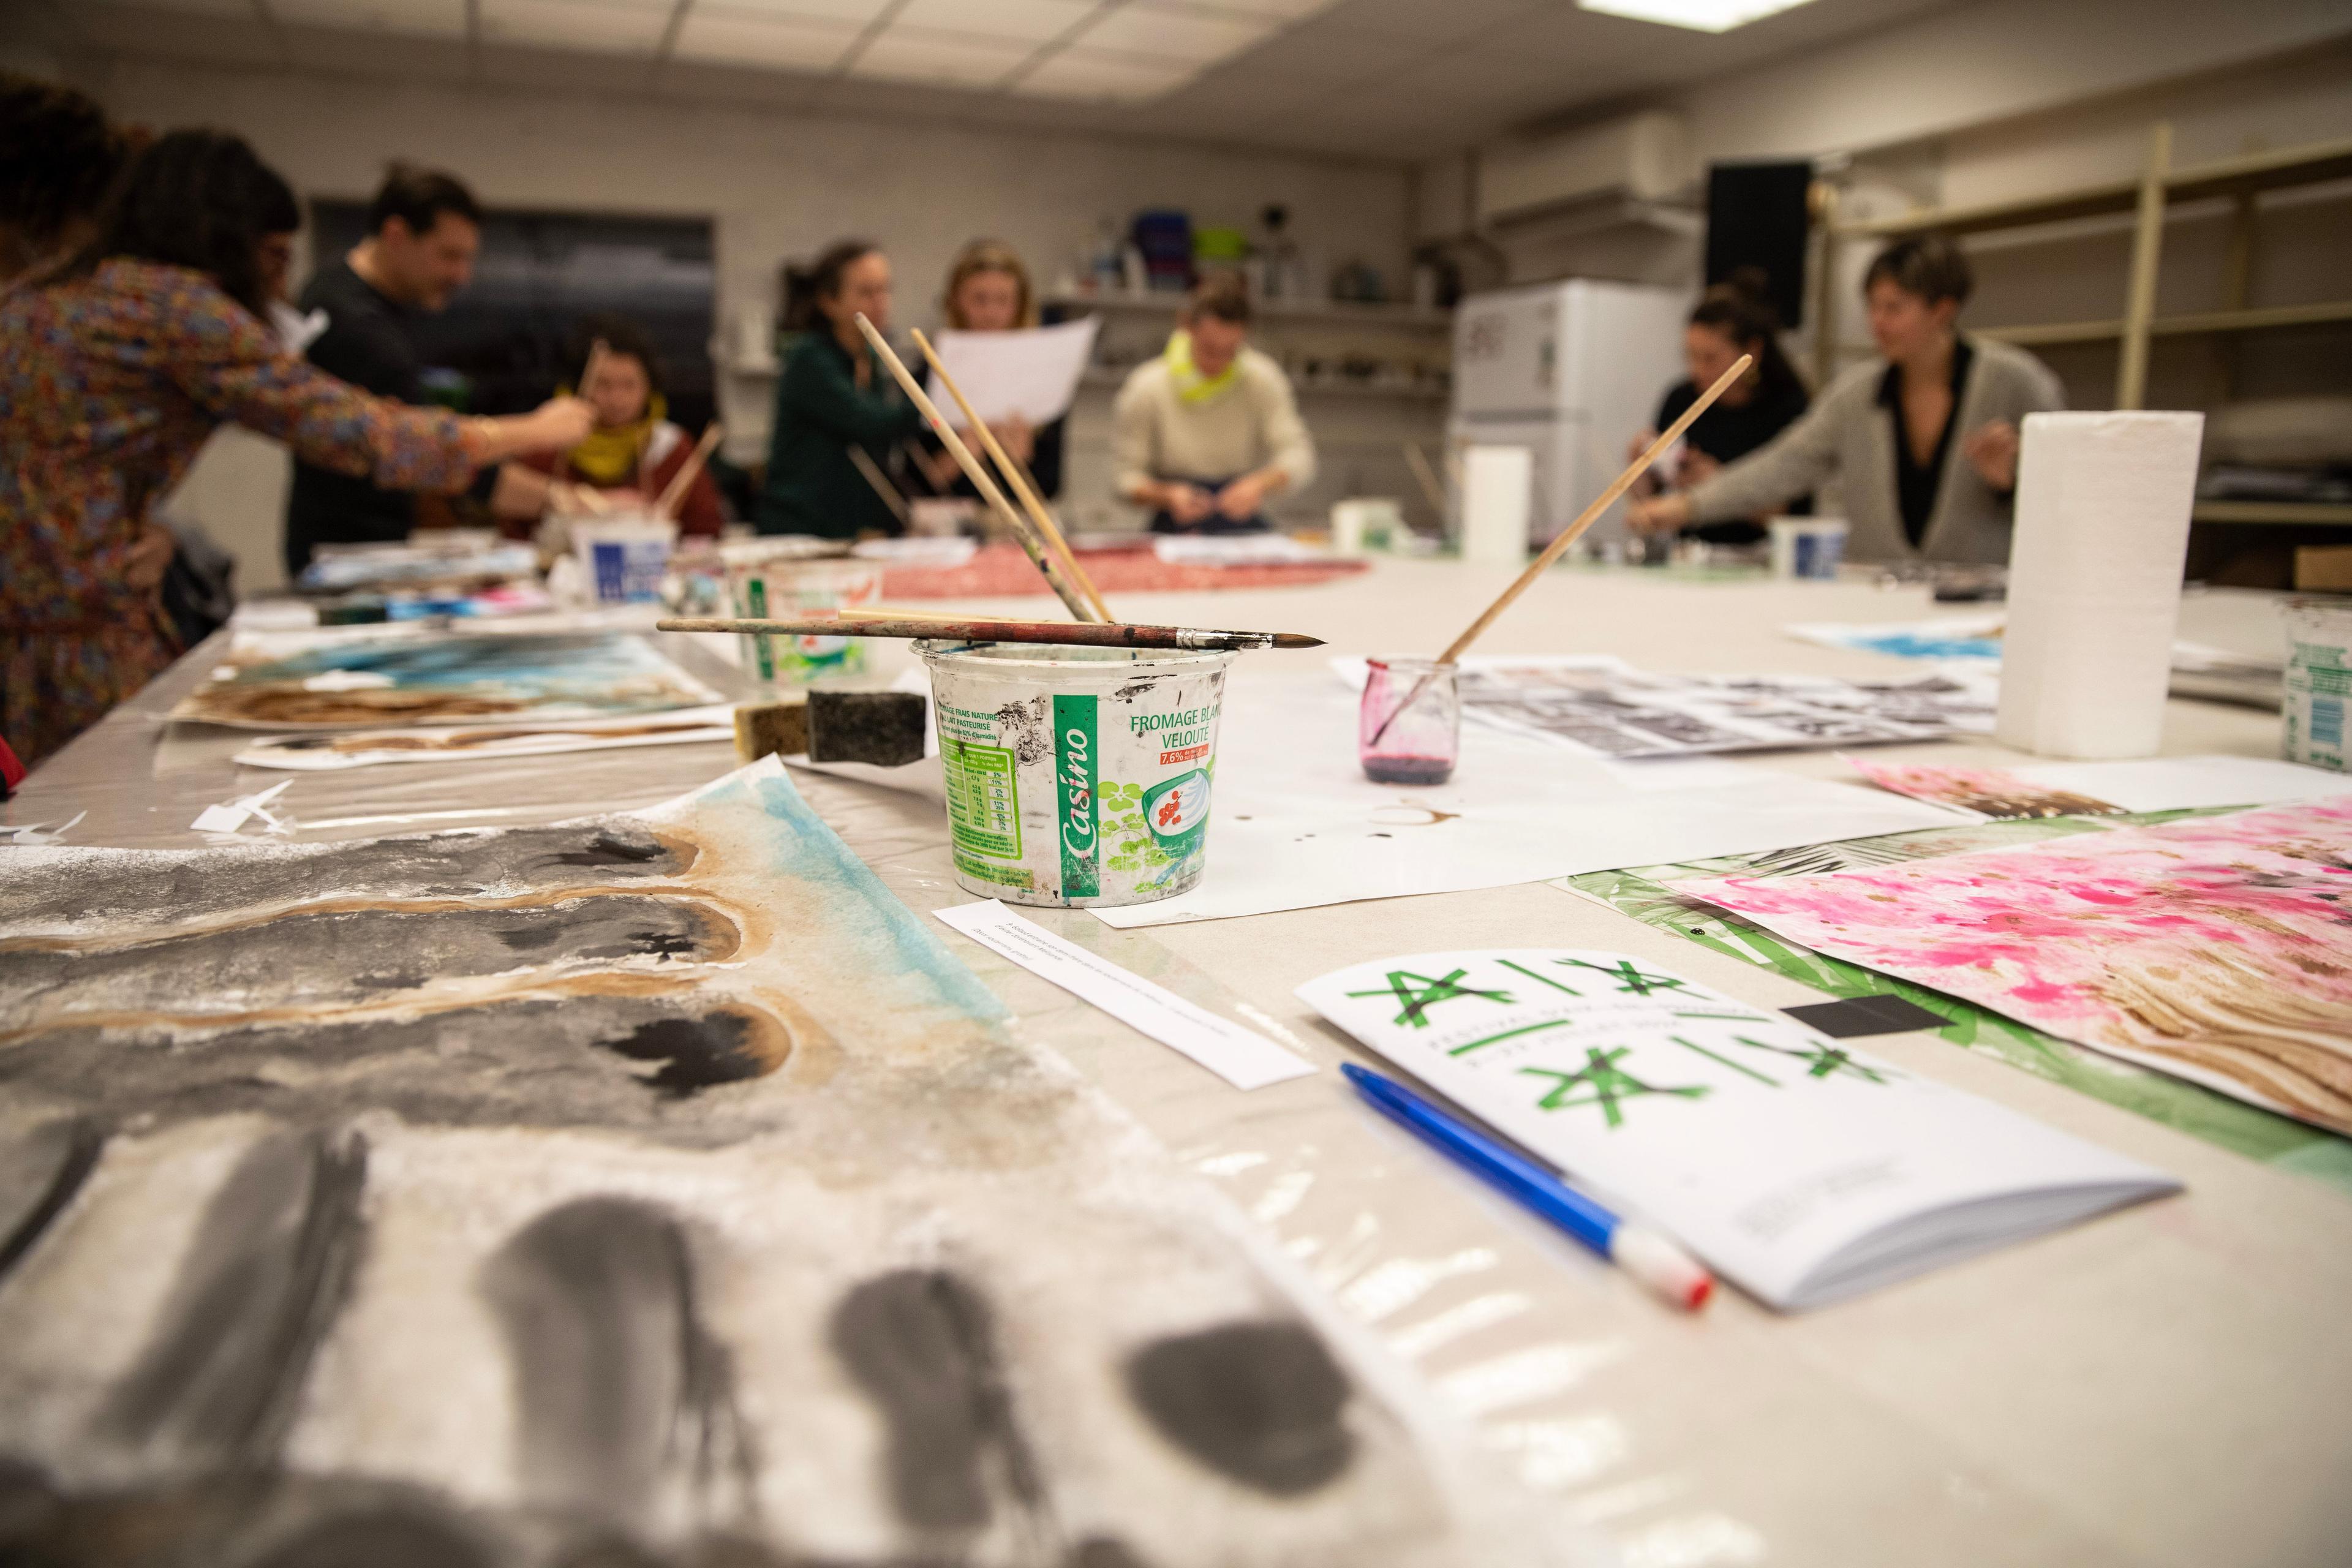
933, 899, 1315, 1091
2, 812, 86, 846
192, 780, 294, 835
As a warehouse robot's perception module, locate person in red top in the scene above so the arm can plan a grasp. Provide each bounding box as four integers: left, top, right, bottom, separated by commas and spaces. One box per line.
512, 317, 725, 536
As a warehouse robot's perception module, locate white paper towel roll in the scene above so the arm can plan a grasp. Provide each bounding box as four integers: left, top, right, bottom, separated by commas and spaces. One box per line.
1460, 445, 1532, 568
1996, 410, 2204, 759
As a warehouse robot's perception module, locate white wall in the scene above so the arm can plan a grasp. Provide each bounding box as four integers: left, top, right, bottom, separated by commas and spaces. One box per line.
89, 55, 1418, 590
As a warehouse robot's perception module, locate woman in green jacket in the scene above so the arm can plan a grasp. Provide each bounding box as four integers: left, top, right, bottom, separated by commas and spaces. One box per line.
756, 239, 922, 538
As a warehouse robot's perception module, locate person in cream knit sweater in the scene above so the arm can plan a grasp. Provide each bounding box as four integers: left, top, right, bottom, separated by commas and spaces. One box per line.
1114, 272, 1316, 534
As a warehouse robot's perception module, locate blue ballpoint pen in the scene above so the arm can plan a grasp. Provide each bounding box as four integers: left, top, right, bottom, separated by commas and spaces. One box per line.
1341, 1062, 1714, 1311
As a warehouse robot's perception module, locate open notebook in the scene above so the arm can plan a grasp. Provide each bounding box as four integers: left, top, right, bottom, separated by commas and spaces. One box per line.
1298, 949, 2179, 1310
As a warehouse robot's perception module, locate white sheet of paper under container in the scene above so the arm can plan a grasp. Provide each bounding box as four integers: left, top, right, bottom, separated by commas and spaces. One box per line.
1298, 949, 2179, 1310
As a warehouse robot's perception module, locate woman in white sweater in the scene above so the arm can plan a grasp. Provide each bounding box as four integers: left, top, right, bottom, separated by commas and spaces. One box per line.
1629, 236, 2064, 565
1114, 272, 1316, 534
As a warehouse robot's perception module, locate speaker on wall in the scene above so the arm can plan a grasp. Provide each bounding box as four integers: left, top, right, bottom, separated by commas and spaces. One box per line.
1704, 161, 1812, 330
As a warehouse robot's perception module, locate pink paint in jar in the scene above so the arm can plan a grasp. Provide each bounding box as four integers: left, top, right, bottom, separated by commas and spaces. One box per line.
1359, 658, 1460, 785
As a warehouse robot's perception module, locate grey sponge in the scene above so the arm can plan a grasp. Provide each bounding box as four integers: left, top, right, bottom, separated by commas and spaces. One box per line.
805, 690, 928, 767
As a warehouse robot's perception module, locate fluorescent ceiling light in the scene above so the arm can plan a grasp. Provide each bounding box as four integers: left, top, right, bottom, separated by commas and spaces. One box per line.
1576, 0, 1819, 33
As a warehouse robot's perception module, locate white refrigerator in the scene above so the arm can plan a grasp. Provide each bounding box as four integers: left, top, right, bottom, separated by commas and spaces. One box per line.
1446, 279, 1691, 552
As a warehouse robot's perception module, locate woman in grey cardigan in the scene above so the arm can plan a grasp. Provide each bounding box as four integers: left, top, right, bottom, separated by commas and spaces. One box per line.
1629, 235, 2064, 565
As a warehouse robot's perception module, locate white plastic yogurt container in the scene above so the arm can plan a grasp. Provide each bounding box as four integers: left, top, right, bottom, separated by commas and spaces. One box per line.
914, 641, 1234, 907
2283, 596, 2352, 772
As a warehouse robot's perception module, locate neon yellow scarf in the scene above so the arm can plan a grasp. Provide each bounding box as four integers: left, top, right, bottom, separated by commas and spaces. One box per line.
564, 391, 668, 486
1164, 330, 1240, 406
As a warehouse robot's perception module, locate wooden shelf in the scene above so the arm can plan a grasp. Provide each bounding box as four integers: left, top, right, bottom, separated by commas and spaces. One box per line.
2192, 500, 2352, 526
1043, 290, 1452, 331
1973, 300, 2352, 349
1833, 135, 2352, 240
2151, 300, 2352, 336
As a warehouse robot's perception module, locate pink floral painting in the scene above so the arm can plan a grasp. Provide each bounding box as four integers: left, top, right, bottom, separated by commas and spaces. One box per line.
1845, 756, 2124, 820
1666, 798, 2352, 1135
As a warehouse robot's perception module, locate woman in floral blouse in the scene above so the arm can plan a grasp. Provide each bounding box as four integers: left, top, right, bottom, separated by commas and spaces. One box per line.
0, 130, 592, 769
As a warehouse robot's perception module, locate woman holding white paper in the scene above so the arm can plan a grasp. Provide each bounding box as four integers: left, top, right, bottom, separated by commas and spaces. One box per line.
1628, 236, 2063, 565
915, 239, 1065, 500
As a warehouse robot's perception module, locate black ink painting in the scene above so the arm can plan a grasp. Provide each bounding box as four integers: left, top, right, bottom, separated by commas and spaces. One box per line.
0, 761, 1562, 1567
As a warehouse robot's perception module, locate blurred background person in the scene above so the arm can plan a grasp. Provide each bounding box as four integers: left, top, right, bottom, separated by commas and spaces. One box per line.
1114, 271, 1314, 534
915, 238, 1065, 502
284, 162, 516, 577
1628, 235, 2062, 564
0, 130, 589, 769
756, 239, 922, 538
1626, 269, 1811, 546
510, 315, 725, 535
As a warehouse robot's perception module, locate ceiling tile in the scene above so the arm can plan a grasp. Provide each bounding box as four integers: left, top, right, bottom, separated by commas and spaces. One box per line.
1175, 0, 1338, 17
672, 6, 864, 67
1312, 0, 1535, 43
848, 28, 1039, 89
1215, 17, 1419, 80
696, 0, 895, 21
1068, 4, 1275, 62
892, 0, 1098, 45
477, 0, 673, 55
1014, 47, 1195, 101
270, 0, 467, 37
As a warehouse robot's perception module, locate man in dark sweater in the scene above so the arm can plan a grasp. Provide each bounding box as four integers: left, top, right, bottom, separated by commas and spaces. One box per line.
282, 165, 496, 577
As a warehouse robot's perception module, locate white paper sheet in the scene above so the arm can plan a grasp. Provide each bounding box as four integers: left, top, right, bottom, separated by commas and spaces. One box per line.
2009, 755, 2352, 813
935, 899, 1315, 1090
1090, 676, 1972, 929
923, 317, 1101, 427
1298, 948, 2179, 1310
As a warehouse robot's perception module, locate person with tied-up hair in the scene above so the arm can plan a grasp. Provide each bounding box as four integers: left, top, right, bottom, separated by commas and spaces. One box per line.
0, 130, 590, 770
1629, 235, 2064, 564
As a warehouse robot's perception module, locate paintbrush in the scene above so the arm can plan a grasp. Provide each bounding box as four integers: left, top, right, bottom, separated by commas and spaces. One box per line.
911, 326, 1112, 622
1366, 353, 1753, 745
851, 312, 1099, 624
845, 442, 911, 529
658, 614, 1320, 652
654, 422, 723, 522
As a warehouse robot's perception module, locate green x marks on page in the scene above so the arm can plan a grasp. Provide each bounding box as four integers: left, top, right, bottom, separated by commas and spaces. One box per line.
1348, 968, 1514, 1028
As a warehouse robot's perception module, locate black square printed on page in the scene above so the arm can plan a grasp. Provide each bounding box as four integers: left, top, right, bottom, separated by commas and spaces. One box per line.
1781, 994, 1951, 1038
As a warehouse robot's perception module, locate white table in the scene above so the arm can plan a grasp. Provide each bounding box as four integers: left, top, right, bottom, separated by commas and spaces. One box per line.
13, 560, 2348, 1568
